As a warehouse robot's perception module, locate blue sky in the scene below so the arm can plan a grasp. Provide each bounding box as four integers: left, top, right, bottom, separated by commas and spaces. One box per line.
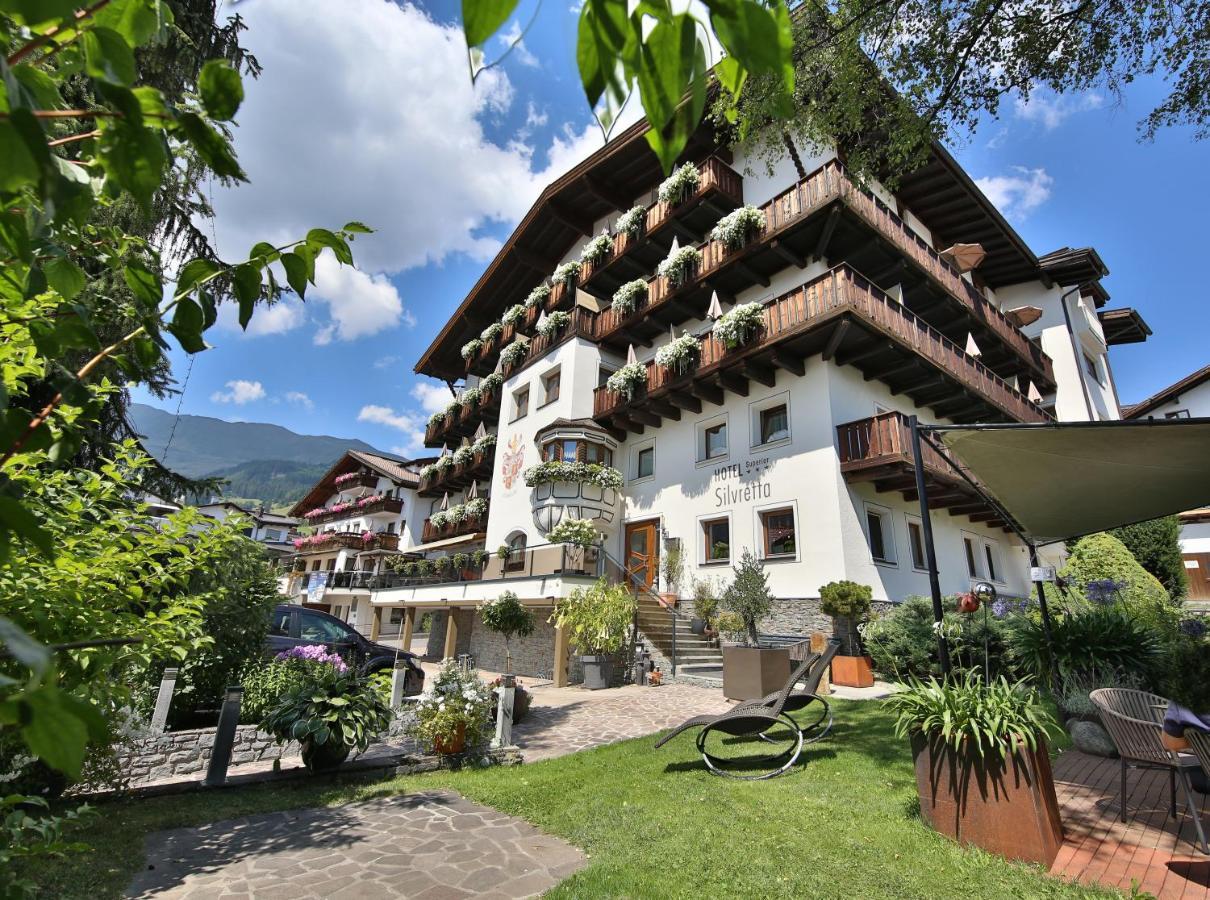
133, 0, 1209, 457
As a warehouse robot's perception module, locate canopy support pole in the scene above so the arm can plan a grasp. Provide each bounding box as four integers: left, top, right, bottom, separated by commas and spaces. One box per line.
909, 415, 951, 676
1028, 544, 1057, 685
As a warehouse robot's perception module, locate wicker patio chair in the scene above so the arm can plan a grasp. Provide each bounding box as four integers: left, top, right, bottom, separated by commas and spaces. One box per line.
654, 652, 820, 780
733, 638, 842, 744
1090, 688, 1209, 854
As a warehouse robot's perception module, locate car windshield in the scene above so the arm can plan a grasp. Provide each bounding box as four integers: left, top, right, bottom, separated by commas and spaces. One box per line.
299, 612, 349, 643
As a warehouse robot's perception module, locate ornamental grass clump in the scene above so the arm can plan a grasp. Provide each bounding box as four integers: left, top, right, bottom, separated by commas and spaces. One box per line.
710, 205, 766, 250
537, 310, 570, 339
611, 278, 648, 316
886, 669, 1057, 760
525, 283, 551, 309
658, 161, 700, 205
553, 260, 581, 291
479, 591, 535, 672
615, 204, 646, 239
657, 244, 702, 288
606, 362, 648, 400
500, 338, 529, 369
712, 300, 765, 349
410, 659, 494, 754
547, 517, 599, 547
523, 460, 623, 490
501, 303, 526, 328
460, 338, 482, 360
480, 321, 503, 344
580, 231, 614, 266
654, 333, 700, 375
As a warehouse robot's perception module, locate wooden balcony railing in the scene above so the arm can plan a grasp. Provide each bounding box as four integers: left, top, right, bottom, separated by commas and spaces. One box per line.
292, 531, 401, 553
421, 509, 488, 543
303, 496, 403, 526
593, 265, 1051, 426
424, 381, 502, 447
418, 447, 495, 496
591, 160, 1053, 389
333, 472, 377, 492
578, 156, 743, 297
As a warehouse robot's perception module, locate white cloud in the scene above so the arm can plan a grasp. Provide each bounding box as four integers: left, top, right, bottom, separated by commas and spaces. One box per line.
310, 256, 407, 345
357, 404, 426, 456
497, 21, 539, 68
1013, 89, 1104, 130
373, 355, 400, 370
975, 167, 1054, 220
211, 380, 266, 405
410, 379, 455, 414
285, 391, 314, 409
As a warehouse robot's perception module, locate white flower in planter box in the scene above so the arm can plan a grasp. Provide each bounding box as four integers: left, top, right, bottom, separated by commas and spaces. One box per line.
547, 517, 600, 548
552, 260, 581, 291
460, 386, 481, 406
500, 338, 529, 369
580, 231, 614, 266
429, 509, 451, 529
611, 279, 648, 316
479, 372, 503, 394
444, 398, 462, 417
472, 432, 496, 454
480, 321, 503, 344
523, 460, 623, 490
525, 283, 551, 309
606, 362, 648, 400
460, 338, 482, 360
710, 205, 766, 251
420, 463, 439, 480
615, 204, 646, 239
658, 161, 700, 205
501, 304, 526, 328
459, 497, 489, 521
657, 244, 702, 288
536, 310, 570, 339
654, 333, 701, 375
427, 411, 447, 427
712, 301, 766, 349
453, 445, 474, 467
436, 454, 456, 472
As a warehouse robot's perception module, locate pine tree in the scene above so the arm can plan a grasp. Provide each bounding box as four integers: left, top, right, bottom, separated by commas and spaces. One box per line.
723, 549, 775, 647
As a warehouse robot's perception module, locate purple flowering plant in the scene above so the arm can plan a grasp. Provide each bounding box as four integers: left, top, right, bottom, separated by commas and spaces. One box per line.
276, 643, 349, 673
1085, 579, 1125, 606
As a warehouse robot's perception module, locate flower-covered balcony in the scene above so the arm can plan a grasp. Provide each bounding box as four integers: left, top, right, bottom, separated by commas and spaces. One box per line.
333, 471, 377, 494
523, 459, 621, 533
291, 530, 401, 553
301, 495, 404, 526
423, 378, 502, 448
462, 279, 579, 378
418, 435, 496, 496
421, 498, 489, 543
592, 264, 1051, 439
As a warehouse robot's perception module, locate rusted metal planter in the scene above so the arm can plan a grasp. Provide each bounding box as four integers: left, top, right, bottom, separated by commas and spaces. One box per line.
911, 733, 1064, 867
722, 646, 790, 701
831, 654, 875, 688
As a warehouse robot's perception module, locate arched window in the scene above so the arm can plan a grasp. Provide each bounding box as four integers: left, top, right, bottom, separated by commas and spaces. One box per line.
504, 530, 527, 572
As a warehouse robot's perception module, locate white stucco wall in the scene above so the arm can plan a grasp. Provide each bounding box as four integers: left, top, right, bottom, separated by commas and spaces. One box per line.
1133, 377, 1210, 420
1181, 521, 1210, 555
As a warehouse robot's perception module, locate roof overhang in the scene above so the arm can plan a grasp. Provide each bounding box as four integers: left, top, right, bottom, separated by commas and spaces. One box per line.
931, 419, 1210, 545
1098, 307, 1152, 346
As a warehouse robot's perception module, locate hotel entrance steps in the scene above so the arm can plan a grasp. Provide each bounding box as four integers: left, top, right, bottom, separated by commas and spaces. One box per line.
634, 593, 725, 679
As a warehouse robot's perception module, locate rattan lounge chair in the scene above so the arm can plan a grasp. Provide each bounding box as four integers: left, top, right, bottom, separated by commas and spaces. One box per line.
733, 638, 841, 744
1090, 688, 1209, 854
654, 646, 837, 779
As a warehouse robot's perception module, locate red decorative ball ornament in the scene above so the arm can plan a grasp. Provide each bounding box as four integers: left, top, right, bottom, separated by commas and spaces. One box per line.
957, 592, 980, 614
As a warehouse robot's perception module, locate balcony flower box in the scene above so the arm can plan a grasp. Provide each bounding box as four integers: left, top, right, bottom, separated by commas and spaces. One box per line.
460, 338, 482, 361
654, 333, 700, 377
480, 321, 503, 345
536, 310, 570, 339
657, 244, 701, 289
580, 231, 613, 266
712, 300, 765, 349
500, 338, 529, 372
501, 303, 526, 329
611, 278, 648, 317
524, 461, 621, 532
552, 260, 581, 292
606, 362, 647, 401
709, 205, 765, 251
479, 372, 503, 397
524, 283, 550, 309
657, 161, 700, 206
615, 204, 646, 240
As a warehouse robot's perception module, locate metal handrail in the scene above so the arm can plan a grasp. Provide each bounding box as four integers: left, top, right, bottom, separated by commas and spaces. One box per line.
597, 546, 681, 677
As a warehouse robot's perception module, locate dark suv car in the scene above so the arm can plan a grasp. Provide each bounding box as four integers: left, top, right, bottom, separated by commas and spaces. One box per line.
267, 604, 424, 696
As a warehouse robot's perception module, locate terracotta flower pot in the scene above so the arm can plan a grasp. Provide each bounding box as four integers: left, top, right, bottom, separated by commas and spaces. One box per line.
659, 592, 679, 609
831, 654, 875, 688
433, 723, 467, 755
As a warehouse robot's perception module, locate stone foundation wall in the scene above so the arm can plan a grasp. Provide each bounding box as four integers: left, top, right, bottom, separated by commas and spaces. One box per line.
466, 607, 561, 680
117, 725, 289, 786
757, 597, 895, 639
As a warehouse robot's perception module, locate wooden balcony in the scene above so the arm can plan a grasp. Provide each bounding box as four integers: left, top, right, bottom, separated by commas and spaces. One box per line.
418, 448, 494, 497
578, 157, 744, 299
303, 496, 403, 526
293, 531, 401, 553
836, 412, 1013, 530
423, 382, 502, 447
592, 265, 1051, 437
591, 161, 1053, 392
421, 509, 488, 543
333, 472, 377, 493
464, 280, 577, 378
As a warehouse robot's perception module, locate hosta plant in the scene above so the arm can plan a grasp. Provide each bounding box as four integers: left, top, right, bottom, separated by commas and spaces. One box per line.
547, 518, 600, 548
524, 461, 624, 490
658, 161, 701, 205
654, 334, 700, 375
460, 338, 482, 360
611, 279, 648, 316
409, 659, 494, 753
480, 322, 504, 344
501, 304, 526, 328
710, 205, 766, 250
712, 301, 765, 349
501, 339, 529, 369
525, 283, 551, 309
553, 260, 581, 290
657, 245, 702, 288
537, 310, 570, 339
615, 204, 647, 239
606, 362, 649, 400
580, 231, 614, 265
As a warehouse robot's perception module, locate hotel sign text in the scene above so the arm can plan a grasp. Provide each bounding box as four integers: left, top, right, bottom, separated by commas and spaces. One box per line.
712, 456, 773, 507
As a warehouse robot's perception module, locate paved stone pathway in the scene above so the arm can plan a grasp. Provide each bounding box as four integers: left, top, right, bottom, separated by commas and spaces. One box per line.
125, 790, 585, 899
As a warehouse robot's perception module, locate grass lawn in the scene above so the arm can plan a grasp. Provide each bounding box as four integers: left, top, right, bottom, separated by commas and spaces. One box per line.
31, 699, 1115, 899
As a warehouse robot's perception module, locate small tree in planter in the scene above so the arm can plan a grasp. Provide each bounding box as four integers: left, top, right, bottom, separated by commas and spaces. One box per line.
550, 578, 636, 689
479, 591, 535, 673
548, 517, 599, 548
886, 671, 1062, 866
660, 540, 685, 607
409, 659, 494, 754
720, 550, 789, 700
819, 580, 875, 687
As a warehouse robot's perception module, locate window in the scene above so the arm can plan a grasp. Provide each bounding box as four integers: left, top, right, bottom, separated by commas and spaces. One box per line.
299, 611, 347, 643
984, 542, 999, 582
388, 608, 404, 625
963, 536, 979, 578
907, 518, 926, 571
1166, 409, 1191, 419
1083, 352, 1104, 385
585, 442, 611, 465
269, 607, 291, 637
541, 368, 561, 406
760, 508, 796, 558
865, 505, 895, 564
702, 517, 730, 563
504, 531, 527, 571
511, 386, 529, 421
635, 446, 655, 480
598, 366, 615, 388
264, 528, 283, 542
541, 438, 612, 465
750, 394, 790, 448
698, 417, 728, 462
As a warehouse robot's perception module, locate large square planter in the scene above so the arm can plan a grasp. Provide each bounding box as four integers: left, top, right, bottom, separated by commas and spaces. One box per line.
911, 733, 1064, 867
722, 646, 790, 701
831, 654, 874, 688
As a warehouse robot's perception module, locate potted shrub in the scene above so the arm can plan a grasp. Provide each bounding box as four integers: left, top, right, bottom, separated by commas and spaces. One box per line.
819, 580, 875, 688
550, 577, 635, 689
547, 517, 599, 548
479, 591, 535, 673
605, 362, 648, 401
712, 300, 765, 349
689, 576, 718, 635
659, 540, 685, 608
720, 550, 790, 701
611, 278, 648, 317
886, 671, 1063, 867
260, 657, 392, 773
410, 659, 493, 755
709, 205, 766, 251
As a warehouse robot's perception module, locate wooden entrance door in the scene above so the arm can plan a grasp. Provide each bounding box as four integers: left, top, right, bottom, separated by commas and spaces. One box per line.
624, 519, 659, 592
1186, 553, 1210, 601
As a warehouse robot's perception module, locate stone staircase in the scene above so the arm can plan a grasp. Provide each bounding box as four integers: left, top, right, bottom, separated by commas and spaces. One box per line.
634, 593, 724, 685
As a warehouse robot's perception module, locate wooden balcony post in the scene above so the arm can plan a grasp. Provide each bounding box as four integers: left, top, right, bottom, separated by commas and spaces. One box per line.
370, 605, 382, 642
443, 607, 459, 660
553, 623, 569, 688
401, 606, 416, 653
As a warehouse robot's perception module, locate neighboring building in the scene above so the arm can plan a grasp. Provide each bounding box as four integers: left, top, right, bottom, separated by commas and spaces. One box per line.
318, 117, 1149, 682
196, 500, 301, 557
1124, 365, 1210, 601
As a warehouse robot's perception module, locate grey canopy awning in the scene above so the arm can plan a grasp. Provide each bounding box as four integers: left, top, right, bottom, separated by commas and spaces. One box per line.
933, 419, 1210, 544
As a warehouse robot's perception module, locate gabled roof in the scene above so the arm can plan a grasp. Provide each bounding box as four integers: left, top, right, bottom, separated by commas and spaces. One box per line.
290, 449, 421, 516
198, 500, 300, 526
1037, 247, 1110, 301
1123, 364, 1210, 418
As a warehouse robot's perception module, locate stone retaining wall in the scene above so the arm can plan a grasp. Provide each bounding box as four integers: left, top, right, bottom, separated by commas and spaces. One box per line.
758, 597, 895, 638
117, 725, 289, 786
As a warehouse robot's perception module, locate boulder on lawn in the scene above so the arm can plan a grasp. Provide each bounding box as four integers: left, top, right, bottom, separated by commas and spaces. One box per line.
1068, 719, 1118, 758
